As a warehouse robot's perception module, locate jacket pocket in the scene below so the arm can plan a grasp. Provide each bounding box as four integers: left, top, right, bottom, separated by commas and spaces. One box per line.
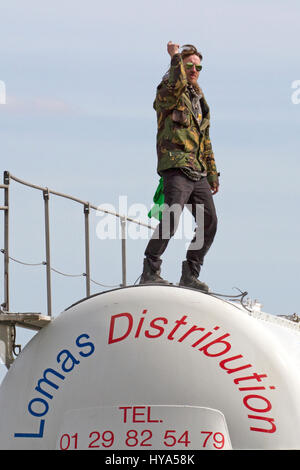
171, 109, 190, 127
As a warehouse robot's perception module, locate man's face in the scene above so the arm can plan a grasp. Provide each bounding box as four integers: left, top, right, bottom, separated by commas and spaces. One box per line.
183, 54, 201, 85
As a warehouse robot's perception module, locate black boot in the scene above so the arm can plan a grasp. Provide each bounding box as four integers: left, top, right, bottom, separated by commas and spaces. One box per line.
139, 258, 170, 285
179, 261, 209, 293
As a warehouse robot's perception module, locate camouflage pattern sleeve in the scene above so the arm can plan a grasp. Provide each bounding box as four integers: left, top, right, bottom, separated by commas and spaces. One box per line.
203, 126, 219, 185
155, 53, 187, 111
154, 57, 219, 179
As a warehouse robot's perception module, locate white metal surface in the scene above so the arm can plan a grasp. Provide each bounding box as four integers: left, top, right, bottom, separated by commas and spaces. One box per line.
0, 285, 299, 450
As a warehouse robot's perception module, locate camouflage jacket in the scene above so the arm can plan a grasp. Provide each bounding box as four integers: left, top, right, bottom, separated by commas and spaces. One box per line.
154, 53, 218, 184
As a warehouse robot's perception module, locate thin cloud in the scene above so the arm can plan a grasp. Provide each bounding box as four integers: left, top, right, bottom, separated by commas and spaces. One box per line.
3, 95, 80, 115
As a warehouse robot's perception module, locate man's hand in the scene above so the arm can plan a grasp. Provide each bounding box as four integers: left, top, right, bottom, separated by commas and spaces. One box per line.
210, 182, 219, 195
167, 41, 180, 57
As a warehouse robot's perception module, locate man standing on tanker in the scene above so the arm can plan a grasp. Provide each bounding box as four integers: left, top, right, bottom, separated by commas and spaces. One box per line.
140, 41, 219, 292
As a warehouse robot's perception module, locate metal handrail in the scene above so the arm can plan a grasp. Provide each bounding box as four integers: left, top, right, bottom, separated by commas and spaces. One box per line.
9, 173, 154, 229
2, 171, 156, 318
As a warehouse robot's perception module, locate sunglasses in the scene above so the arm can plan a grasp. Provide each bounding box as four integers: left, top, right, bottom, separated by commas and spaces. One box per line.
185, 62, 202, 72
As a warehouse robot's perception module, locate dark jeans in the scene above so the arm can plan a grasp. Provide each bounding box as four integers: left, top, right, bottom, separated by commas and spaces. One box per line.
145, 169, 218, 276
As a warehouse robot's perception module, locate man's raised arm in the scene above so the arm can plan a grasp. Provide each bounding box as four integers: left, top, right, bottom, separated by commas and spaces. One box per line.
155, 41, 187, 110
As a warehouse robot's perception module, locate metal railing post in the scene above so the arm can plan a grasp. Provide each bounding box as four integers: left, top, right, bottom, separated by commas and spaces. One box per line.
120, 216, 127, 287
84, 203, 91, 297
4, 172, 156, 313
3, 171, 10, 312
1, 171, 14, 368
43, 188, 52, 317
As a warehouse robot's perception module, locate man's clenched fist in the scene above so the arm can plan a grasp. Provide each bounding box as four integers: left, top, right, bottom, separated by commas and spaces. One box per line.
167, 41, 180, 57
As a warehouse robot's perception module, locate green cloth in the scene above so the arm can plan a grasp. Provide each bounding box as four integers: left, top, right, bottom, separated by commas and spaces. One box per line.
148, 177, 165, 221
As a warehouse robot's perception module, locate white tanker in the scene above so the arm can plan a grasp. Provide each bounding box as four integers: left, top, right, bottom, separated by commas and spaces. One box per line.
0, 284, 299, 450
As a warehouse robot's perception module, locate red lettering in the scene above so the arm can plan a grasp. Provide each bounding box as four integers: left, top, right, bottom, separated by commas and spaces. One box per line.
177, 325, 205, 344
243, 394, 272, 413
234, 373, 268, 385
108, 313, 133, 344
199, 334, 231, 357
119, 406, 160, 424
133, 406, 146, 423
248, 414, 277, 433
119, 406, 132, 423
135, 318, 145, 338
239, 386, 266, 392
191, 331, 213, 348
134, 310, 147, 338
145, 317, 168, 338
219, 355, 252, 374
147, 406, 159, 423
168, 316, 188, 340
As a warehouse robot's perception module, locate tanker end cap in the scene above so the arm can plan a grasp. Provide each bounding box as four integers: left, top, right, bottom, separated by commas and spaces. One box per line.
0, 285, 299, 450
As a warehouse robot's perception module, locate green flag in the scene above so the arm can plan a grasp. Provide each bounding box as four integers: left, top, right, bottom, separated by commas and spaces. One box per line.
148, 177, 165, 221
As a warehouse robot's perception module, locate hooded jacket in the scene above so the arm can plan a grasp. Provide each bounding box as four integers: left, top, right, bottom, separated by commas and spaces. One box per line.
154, 53, 218, 185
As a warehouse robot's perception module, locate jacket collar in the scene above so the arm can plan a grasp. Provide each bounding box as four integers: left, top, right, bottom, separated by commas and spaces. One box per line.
183, 87, 210, 131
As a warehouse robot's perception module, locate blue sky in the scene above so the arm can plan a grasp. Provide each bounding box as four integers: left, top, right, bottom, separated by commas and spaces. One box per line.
0, 0, 300, 379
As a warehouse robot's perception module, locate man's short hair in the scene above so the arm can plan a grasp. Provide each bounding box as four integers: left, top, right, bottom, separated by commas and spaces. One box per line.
180, 44, 203, 61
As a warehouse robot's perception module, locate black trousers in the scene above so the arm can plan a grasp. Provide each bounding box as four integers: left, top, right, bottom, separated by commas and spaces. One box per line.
145, 169, 218, 276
